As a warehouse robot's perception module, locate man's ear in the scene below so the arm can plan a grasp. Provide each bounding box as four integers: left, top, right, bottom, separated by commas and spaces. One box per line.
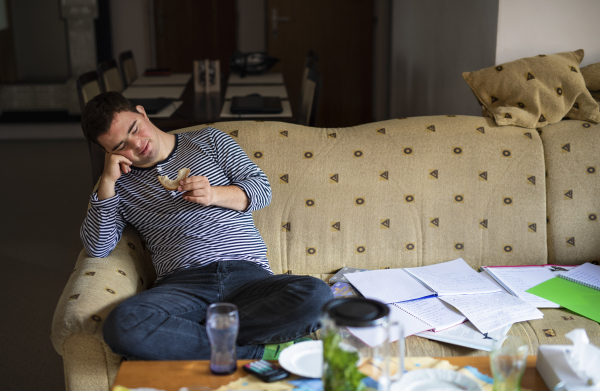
136, 105, 148, 119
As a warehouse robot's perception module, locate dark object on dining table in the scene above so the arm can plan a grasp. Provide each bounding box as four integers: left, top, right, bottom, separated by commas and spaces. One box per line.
230, 94, 283, 115
230, 51, 279, 77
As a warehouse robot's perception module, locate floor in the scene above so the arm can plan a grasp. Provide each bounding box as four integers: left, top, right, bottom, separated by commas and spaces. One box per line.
0, 130, 93, 390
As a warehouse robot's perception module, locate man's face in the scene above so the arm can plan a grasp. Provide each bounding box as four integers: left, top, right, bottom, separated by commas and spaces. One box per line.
97, 106, 161, 168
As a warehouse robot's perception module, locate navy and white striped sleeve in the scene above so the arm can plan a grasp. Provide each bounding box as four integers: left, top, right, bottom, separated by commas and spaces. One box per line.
208, 128, 272, 213
80, 192, 127, 257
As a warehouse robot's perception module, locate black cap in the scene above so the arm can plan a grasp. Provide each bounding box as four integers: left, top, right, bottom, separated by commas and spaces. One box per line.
322, 298, 389, 327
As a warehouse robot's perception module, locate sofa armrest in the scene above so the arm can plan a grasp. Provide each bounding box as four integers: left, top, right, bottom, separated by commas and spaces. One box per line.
51, 224, 155, 358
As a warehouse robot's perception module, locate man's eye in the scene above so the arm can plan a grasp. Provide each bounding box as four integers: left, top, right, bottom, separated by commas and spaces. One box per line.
133, 127, 138, 134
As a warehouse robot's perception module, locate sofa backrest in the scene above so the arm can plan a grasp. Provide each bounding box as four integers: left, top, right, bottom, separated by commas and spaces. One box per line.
539, 120, 600, 265
175, 115, 548, 278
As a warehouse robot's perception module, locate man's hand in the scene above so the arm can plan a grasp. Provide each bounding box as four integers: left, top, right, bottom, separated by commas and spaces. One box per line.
179, 176, 214, 206
179, 176, 249, 211
97, 153, 132, 200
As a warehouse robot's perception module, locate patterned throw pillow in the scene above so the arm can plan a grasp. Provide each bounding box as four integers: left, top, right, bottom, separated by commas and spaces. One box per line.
581, 62, 600, 91
581, 62, 600, 102
463, 49, 600, 128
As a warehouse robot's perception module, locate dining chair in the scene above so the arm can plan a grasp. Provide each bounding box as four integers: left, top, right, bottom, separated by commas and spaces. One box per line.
297, 50, 321, 126
97, 59, 124, 92
297, 66, 322, 127
76, 70, 106, 187
119, 51, 138, 88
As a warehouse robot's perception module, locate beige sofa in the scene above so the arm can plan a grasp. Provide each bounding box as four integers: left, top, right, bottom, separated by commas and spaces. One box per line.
52, 116, 600, 391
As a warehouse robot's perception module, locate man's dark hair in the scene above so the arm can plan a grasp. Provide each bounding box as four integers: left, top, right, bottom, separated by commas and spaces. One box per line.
81, 91, 139, 146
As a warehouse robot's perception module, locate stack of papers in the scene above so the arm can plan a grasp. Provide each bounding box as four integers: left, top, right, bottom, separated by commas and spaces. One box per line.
344, 258, 544, 349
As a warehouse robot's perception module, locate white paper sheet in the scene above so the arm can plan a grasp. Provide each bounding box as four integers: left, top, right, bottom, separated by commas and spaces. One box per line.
404, 258, 501, 295
479, 270, 510, 294
416, 322, 512, 351
394, 297, 466, 331
483, 266, 560, 308
345, 268, 434, 304
439, 292, 543, 334
347, 304, 431, 347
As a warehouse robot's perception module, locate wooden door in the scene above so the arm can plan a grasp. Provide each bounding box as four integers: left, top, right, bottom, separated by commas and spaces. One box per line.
267, 0, 374, 128
154, 0, 236, 74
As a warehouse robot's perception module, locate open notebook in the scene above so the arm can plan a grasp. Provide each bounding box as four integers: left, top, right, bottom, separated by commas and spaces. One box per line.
558, 263, 600, 291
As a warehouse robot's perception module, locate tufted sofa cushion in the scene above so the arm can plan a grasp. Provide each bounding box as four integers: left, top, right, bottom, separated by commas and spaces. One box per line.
539, 120, 600, 264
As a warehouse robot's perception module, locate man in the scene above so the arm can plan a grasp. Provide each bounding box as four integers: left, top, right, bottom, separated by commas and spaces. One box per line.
80, 91, 332, 361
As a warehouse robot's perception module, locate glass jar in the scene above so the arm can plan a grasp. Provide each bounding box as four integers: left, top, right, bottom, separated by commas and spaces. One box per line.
321, 298, 404, 391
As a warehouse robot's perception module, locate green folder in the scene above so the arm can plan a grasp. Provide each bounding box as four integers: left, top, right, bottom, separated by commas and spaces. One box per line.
527, 277, 600, 323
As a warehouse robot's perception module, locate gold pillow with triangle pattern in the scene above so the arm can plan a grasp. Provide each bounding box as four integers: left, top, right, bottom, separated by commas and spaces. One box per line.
463, 49, 600, 128
581, 62, 600, 91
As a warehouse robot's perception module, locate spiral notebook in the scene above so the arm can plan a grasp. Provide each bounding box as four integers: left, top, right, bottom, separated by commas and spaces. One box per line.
558, 262, 600, 291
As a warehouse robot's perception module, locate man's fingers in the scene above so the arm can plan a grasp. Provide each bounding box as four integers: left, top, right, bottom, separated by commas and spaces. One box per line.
179, 176, 207, 185
178, 176, 208, 191
120, 162, 131, 174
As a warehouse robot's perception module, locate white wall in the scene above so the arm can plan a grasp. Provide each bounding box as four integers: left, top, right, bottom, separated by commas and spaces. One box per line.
110, 0, 153, 76
390, 0, 499, 118
496, 0, 600, 67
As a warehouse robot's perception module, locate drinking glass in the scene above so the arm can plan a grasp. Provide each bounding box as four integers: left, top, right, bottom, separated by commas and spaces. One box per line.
490, 335, 529, 391
206, 303, 239, 375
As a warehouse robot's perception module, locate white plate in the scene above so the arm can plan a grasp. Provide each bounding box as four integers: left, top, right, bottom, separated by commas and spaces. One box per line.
391, 369, 482, 391
278, 340, 323, 378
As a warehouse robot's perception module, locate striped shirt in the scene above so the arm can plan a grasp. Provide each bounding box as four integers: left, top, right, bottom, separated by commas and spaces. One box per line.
81, 127, 272, 280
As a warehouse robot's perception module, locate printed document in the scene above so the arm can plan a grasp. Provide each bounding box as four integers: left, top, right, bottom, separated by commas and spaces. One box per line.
439, 292, 543, 334
404, 258, 501, 296
345, 268, 434, 304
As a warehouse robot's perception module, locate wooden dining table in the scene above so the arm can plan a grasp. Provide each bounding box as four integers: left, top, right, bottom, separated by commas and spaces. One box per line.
150, 73, 295, 132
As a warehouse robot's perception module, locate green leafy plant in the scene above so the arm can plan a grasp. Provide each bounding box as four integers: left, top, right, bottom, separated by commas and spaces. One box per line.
323, 330, 367, 391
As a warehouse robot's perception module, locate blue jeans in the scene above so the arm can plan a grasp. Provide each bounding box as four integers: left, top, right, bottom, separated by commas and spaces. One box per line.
103, 261, 333, 360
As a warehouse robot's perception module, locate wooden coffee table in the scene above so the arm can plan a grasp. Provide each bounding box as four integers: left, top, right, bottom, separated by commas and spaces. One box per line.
112, 356, 548, 391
